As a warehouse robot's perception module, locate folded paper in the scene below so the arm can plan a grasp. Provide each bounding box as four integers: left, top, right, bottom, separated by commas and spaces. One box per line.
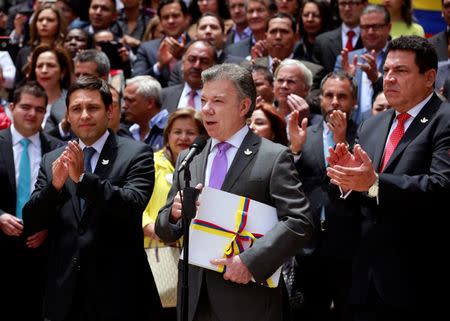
187, 187, 281, 287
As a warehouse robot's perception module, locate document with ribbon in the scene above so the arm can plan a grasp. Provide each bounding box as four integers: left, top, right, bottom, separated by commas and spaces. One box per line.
187, 186, 281, 287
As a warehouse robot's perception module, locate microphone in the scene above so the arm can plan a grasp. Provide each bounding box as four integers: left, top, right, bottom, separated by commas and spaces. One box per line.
178, 136, 207, 172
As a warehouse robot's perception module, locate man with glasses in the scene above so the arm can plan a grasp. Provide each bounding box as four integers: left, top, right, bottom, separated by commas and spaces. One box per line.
312, 0, 367, 74
334, 4, 391, 125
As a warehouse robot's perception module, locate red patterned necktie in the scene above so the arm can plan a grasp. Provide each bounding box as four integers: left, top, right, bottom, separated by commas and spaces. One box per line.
188, 90, 197, 109
380, 113, 411, 172
345, 30, 355, 51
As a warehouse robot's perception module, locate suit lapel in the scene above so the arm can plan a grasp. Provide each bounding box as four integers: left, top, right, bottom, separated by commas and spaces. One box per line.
1, 129, 17, 197
221, 131, 260, 191
94, 132, 118, 179
382, 94, 441, 172
371, 109, 395, 170
310, 123, 326, 171
193, 139, 210, 186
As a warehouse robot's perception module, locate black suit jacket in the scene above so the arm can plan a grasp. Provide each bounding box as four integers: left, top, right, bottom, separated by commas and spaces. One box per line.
312, 26, 363, 74
0, 128, 63, 321
161, 83, 184, 113
295, 121, 360, 259
23, 132, 162, 321
340, 93, 450, 311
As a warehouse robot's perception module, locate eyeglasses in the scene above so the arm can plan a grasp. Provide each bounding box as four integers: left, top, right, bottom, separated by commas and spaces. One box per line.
360, 24, 387, 31
338, 1, 363, 7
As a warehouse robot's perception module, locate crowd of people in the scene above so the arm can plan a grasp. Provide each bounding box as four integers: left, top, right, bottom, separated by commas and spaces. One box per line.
0, 1, 450, 321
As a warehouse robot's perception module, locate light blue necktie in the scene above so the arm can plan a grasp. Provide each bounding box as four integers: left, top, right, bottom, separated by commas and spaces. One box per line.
16, 138, 31, 220
79, 147, 96, 216
323, 130, 335, 166
321, 130, 335, 230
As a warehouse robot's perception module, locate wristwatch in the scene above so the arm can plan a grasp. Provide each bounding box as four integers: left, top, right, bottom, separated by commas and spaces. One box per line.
367, 173, 379, 198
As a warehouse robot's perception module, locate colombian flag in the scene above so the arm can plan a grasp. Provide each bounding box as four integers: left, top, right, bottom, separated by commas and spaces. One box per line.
370, 0, 446, 37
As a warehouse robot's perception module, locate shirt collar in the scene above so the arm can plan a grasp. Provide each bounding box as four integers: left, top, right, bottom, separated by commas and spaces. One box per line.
150, 109, 169, 129
79, 130, 110, 155
210, 125, 249, 151
11, 124, 41, 148
342, 24, 360, 36
396, 92, 433, 119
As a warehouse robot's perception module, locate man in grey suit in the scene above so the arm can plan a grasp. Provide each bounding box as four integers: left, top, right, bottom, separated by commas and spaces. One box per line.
155, 63, 313, 321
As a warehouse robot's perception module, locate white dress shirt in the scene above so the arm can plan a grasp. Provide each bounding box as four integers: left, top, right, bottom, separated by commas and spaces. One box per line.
205, 126, 249, 187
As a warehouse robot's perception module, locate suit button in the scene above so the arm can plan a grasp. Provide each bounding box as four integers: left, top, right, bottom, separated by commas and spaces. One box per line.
73, 257, 80, 270
78, 227, 85, 235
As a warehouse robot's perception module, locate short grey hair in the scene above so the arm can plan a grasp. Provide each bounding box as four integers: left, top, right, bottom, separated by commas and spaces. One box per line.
201, 63, 256, 117
274, 59, 313, 90
74, 49, 110, 78
126, 75, 162, 108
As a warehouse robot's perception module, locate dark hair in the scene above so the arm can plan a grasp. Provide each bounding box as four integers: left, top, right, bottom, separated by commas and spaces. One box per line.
158, 0, 188, 18
361, 4, 390, 25
251, 64, 273, 84
64, 28, 93, 50
188, 0, 230, 24
29, 5, 66, 47
13, 81, 48, 106
298, 0, 333, 37
183, 39, 218, 63
90, 0, 116, 11
387, 35, 438, 74
66, 76, 112, 109
163, 108, 207, 164
254, 102, 288, 146
399, 0, 413, 26
74, 49, 110, 78
198, 12, 225, 32
202, 63, 256, 118
28, 44, 74, 90
266, 12, 297, 33
320, 70, 358, 100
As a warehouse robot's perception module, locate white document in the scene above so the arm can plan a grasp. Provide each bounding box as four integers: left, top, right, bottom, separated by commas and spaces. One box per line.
187, 186, 282, 287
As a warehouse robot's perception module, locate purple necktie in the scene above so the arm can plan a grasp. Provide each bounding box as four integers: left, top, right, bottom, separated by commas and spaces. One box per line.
209, 142, 232, 189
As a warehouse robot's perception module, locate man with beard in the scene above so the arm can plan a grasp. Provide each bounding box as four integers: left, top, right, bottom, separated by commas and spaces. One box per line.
288, 71, 360, 321
161, 40, 216, 113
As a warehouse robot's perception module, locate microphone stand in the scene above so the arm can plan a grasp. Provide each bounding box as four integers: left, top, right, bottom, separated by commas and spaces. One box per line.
177, 164, 200, 321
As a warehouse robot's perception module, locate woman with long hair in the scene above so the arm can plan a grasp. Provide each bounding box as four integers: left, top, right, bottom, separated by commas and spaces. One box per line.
383, 0, 424, 38
28, 45, 73, 133
15, 4, 67, 86
248, 102, 288, 146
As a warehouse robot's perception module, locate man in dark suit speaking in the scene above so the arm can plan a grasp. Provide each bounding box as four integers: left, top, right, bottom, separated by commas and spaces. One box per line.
23, 77, 162, 321
156, 63, 313, 321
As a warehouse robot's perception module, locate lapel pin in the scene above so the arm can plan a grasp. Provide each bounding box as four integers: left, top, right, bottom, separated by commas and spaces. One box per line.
244, 148, 252, 156
101, 159, 109, 165
420, 117, 428, 123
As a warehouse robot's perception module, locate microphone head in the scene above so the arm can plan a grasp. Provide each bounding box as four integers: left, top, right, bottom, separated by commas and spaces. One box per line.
190, 136, 207, 152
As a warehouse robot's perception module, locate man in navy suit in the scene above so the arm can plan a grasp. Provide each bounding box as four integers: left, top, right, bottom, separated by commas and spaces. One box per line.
133, 0, 189, 87
0, 82, 63, 321
23, 77, 161, 321
327, 36, 450, 320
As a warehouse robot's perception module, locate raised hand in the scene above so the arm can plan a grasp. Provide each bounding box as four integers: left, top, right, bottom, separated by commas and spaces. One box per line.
288, 110, 308, 154
328, 110, 348, 144
51, 155, 69, 191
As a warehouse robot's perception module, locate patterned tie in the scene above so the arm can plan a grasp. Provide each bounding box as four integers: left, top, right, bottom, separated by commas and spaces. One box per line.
380, 113, 411, 172
345, 30, 355, 51
80, 147, 96, 215
187, 90, 197, 109
16, 138, 31, 220
209, 142, 232, 189
323, 129, 335, 166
